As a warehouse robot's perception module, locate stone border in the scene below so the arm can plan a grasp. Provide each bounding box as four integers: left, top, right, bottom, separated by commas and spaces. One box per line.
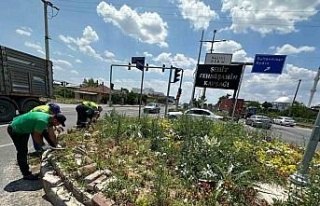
41, 149, 115, 206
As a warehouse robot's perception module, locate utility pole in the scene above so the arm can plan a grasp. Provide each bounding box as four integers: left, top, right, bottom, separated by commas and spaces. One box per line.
190, 30, 204, 107
289, 79, 302, 117
308, 67, 320, 107
42, 0, 59, 61
42, 0, 50, 61
201, 30, 217, 102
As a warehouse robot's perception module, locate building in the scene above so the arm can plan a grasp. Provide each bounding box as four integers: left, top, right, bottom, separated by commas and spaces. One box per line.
74, 85, 111, 103
273, 96, 292, 111
131, 87, 165, 96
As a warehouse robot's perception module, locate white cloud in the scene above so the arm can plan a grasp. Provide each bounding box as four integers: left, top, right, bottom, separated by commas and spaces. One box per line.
143, 51, 153, 58
70, 70, 79, 75
59, 26, 103, 61
275, 44, 315, 55
24, 41, 45, 55
177, 0, 219, 30
53, 59, 73, 68
16, 27, 32, 36
221, 0, 320, 35
97, 2, 168, 47
104, 50, 115, 59
238, 64, 316, 104
204, 40, 253, 62
153, 52, 197, 74
75, 59, 82, 63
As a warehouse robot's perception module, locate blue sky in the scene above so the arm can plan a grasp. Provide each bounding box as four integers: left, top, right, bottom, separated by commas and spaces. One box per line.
1, 0, 320, 106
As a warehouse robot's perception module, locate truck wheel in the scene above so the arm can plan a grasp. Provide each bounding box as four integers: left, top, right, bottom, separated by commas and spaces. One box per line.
0, 99, 16, 122
21, 100, 41, 114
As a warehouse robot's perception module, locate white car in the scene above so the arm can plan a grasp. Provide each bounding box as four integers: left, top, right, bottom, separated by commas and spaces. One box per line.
273, 116, 296, 127
143, 102, 160, 113
168, 108, 223, 121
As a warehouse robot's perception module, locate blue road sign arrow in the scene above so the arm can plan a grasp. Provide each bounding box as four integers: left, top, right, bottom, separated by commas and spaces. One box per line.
252, 54, 286, 74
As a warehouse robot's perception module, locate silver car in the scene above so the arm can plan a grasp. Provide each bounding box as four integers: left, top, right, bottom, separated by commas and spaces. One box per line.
168, 108, 223, 121
143, 102, 160, 114
273, 116, 296, 127
246, 115, 271, 129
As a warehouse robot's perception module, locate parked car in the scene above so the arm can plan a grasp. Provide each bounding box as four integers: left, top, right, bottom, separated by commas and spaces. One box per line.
143, 102, 160, 113
245, 115, 272, 129
168, 108, 223, 121
273, 116, 296, 127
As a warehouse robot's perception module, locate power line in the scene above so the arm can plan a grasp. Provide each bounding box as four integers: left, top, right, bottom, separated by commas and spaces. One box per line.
54, 0, 320, 13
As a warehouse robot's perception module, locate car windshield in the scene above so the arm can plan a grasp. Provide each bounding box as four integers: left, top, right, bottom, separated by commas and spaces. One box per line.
146, 103, 156, 107
256, 115, 269, 120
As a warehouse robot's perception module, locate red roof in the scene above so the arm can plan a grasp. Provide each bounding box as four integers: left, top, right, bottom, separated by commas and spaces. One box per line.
76, 85, 111, 94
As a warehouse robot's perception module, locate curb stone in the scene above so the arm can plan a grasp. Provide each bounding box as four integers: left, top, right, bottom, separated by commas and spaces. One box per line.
41, 149, 115, 206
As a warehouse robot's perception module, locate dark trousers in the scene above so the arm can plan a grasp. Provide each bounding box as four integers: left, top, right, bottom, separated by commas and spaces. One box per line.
76, 104, 94, 127
76, 104, 88, 127
7, 125, 31, 176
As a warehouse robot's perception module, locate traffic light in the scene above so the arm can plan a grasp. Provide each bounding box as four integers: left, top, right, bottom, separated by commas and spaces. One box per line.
162, 64, 165, 72
128, 63, 131, 70
146, 63, 149, 71
173, 67, 182, 83
110, 83, 114, 90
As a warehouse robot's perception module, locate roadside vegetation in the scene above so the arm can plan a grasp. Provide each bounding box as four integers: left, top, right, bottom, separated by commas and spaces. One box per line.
50, 111, 320, 205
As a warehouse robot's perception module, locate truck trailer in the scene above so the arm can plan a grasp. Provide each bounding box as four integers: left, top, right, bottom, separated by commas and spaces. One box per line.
0, 45, 53, 122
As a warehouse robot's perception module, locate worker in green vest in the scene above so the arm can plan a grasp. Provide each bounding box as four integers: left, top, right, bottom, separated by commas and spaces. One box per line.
7, 112, 66, 180
30, 103, 61, 114
30, 103, 62, 152
76, 101, 102, 128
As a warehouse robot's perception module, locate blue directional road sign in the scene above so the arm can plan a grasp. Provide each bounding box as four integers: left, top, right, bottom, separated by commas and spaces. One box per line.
251, 54, 287, 74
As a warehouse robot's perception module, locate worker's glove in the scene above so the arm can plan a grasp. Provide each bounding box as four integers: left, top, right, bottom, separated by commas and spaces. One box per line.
41, 144, 52, 151
55, 126, 64, 134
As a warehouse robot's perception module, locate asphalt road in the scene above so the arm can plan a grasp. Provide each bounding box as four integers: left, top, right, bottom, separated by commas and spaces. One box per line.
0, 104, 317, 205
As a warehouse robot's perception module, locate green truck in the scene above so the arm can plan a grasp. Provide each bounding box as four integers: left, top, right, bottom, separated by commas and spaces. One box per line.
0, 45, 53, 122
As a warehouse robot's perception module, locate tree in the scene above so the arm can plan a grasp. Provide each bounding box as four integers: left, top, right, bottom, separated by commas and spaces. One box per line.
246, 101, 261, 108
262, 101, 273, 111
81, 78, 98, 87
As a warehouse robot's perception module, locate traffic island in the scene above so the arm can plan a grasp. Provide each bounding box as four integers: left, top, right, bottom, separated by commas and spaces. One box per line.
38, 115, 320, 205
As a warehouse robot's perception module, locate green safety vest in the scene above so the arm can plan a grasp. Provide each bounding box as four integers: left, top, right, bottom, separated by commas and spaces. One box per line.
30, 105, 50, 114
82, 101, 98, 110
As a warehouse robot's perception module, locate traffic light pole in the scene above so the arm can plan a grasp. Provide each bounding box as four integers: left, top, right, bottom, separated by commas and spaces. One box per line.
138, 64, 145, 119
165, 69, 173, 117
109, 64, 181, 117
176, 70, 184, 109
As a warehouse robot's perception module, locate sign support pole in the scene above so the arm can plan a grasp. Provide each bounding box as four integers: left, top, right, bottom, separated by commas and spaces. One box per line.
138, 66, 145, 119
290, 109, 320, 186
231, 64, 246, 120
